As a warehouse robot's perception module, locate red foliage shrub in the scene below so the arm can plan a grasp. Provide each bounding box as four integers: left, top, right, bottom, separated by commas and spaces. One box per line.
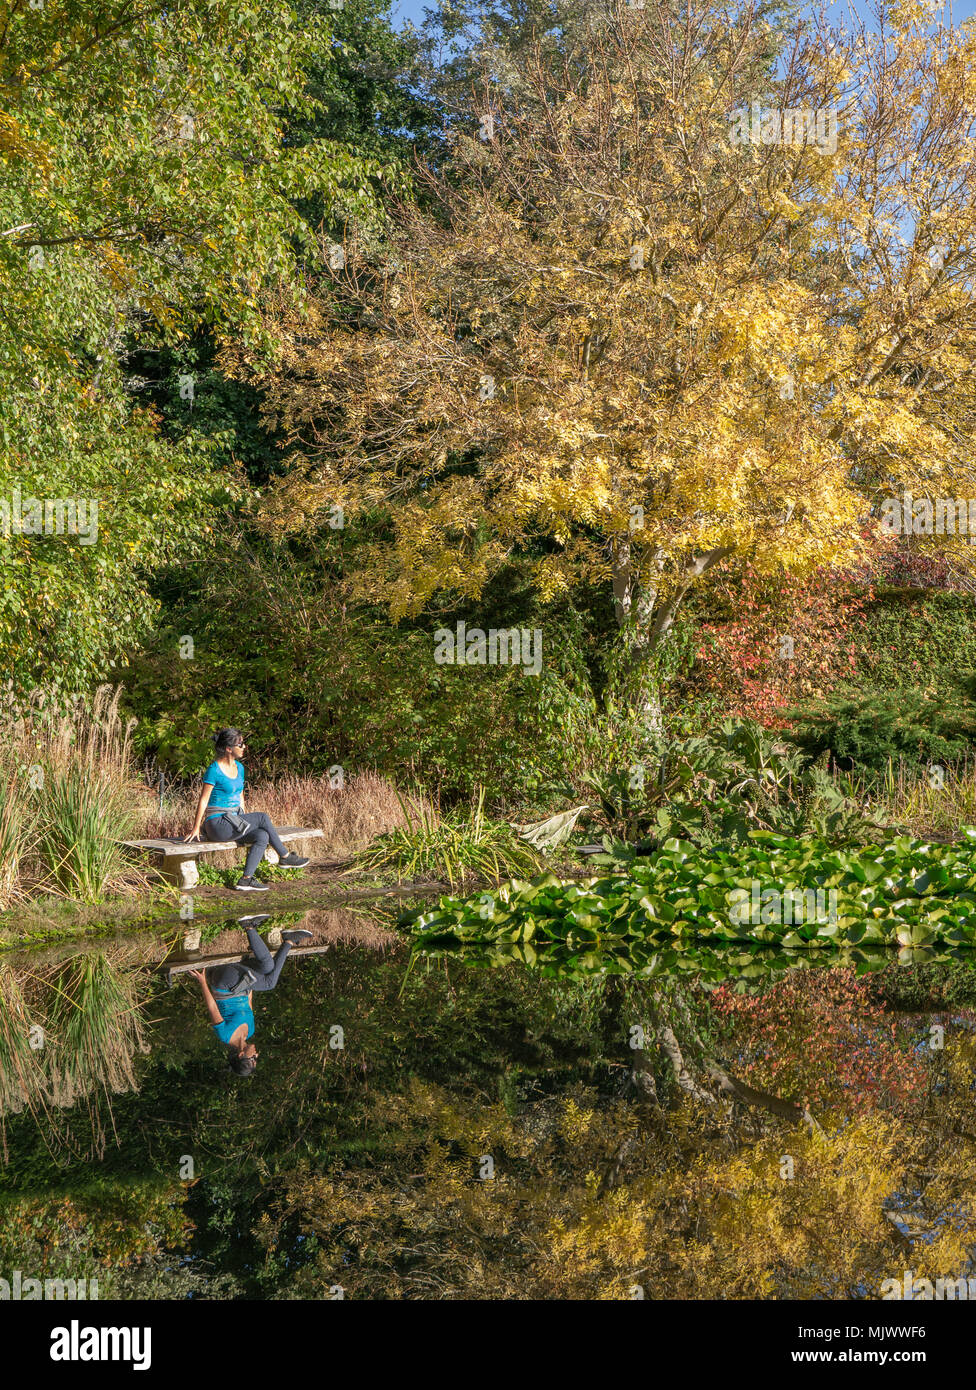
709, 968, 928, 1115
692, 554, 876, 727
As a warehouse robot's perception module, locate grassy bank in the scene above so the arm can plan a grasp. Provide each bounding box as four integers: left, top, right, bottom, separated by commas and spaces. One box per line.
9, 686, 976, 948
0, 685, 444, 935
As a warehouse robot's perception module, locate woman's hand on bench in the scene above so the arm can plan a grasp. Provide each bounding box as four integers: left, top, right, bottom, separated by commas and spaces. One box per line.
183, 831, 202, 843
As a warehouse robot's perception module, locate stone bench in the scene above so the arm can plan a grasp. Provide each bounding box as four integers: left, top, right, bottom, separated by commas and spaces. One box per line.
122, 827, 325, 889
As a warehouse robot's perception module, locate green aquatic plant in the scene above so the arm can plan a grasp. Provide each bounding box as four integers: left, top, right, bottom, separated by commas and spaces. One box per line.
402, 830, 976, 972
584, 720, 883, 849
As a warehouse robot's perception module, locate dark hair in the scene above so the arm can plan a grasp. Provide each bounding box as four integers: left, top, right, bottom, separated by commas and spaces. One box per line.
228, 1050, 256, 1077
214, 728, 244, 753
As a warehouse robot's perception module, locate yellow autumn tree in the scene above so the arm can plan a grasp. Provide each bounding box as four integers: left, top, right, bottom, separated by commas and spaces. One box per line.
267, 1068, 976, 1299
229, 0, 976, 724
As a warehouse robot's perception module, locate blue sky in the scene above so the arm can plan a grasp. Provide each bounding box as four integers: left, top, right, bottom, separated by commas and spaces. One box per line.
389, 0, 976, 32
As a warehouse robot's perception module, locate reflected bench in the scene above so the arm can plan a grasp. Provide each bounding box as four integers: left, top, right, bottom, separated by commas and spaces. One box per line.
121, 827, 325, 890
162, 941, 335, 986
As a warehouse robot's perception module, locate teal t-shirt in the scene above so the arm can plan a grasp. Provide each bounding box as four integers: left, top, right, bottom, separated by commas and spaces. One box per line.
211, 992, 255, 1045
202, 759, 244, 821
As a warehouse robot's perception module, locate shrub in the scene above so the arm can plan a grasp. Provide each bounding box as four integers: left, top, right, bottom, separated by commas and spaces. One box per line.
122, 541, 600, 807
784, 688, 976, 772
850, 587, 976, 703
688, 560, 871, 727
584, 719, 880, 848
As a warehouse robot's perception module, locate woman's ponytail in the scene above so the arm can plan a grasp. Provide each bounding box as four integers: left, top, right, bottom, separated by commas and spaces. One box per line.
214, 728, 243, 753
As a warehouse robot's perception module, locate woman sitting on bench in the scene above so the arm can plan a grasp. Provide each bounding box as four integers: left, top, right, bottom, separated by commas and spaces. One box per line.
184, 728, 310, 892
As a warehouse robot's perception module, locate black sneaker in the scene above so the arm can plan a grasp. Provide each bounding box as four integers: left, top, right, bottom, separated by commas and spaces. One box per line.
281, 929, 313, 945
277, 853, 311, 868
235, 876, 270, 892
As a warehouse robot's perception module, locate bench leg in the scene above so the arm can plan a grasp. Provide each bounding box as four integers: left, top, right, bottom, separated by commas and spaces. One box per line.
179, 859, 199, 890
157, 857, 199, 889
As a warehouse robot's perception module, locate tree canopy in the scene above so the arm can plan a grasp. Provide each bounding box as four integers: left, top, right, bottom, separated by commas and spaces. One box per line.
231, 1, 976, 724
0, 0, 407, 696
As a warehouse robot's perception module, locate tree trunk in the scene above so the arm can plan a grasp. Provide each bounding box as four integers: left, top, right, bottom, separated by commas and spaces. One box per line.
610, 540, 733, 735
650, 990, 820, 1133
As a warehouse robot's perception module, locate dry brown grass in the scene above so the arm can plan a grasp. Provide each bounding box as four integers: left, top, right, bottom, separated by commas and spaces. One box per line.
140, 771, 436, 855
182, 908, 397, 959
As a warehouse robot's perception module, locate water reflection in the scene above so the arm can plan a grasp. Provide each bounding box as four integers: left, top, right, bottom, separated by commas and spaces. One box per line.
0, 907, 974, 1299
191, 920, 317, 1077
0, 939, 149, 1150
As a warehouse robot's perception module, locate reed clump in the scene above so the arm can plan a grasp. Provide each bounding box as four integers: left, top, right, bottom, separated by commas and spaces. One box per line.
0, 684, 141, 904
851, 754, 976, 840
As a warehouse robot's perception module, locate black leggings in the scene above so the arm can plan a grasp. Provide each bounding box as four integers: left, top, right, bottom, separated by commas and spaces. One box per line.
203, 811, 288, 878
209, 927, 293, 995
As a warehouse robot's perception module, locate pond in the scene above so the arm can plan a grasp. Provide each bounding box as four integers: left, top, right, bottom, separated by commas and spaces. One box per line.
1, 899, 975, 1301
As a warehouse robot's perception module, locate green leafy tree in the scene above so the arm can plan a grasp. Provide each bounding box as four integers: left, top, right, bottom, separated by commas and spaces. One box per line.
0, 0, 406, 697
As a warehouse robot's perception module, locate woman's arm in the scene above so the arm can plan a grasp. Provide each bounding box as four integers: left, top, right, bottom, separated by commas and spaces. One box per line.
184, 783, 214, 842
238, 760, 245, 813
188, 969, 223, 1024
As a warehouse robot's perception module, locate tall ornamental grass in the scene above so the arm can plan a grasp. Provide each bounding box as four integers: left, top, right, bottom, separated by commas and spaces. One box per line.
0, 684, 140, 902
0, 778, 30, 910
357, 788, 548, 889
37, 766, 136, 901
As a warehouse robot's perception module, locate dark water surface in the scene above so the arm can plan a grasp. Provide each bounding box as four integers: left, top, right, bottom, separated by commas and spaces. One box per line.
1, 903, 975, 1300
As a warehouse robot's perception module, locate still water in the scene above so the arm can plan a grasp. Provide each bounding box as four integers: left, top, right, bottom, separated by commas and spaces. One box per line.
1, 904, 974, 1300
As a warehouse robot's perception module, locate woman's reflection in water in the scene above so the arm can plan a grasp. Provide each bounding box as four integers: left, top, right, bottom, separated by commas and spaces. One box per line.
189, 923, 312, 1076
